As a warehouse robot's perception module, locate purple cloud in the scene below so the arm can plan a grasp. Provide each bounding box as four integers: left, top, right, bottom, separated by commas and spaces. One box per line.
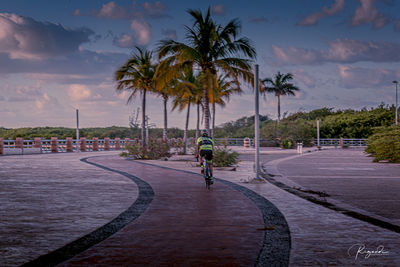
0, 13, 93, 60
75, 1, 169, 20
211, 5, 226, 16
142, 1, 168, 18
271, 39, 400, 65
351, 0, 389, 29
297, 0, 345, 26
338, 65, 400, 88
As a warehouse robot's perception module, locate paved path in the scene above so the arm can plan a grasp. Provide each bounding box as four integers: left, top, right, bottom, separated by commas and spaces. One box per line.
0, 152, 137, 267
59, 156, 289, 266
1, 152, 290, 266
265, 148, 400, 227
149, 154, 400, 266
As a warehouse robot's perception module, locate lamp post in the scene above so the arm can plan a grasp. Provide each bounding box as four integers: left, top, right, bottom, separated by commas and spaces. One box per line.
393, 81, 398, 125
254, 64, 261, 180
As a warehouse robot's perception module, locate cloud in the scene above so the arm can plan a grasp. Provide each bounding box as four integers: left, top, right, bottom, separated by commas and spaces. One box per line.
292, 70, 316, 88
351, 0, 389, 29
74, 1, 169, 20
114, 34, 135, 48
297, 0, 345, 26
271, 39, 400, 65
130, 19, 152, 46
142, 1, 168, 18
162, 29, 177, 40
68, 84, 91, 101
248, 16, 269, 24
0, 13, 93, 60
338, 65, 400, 88
211, 5, 226, 15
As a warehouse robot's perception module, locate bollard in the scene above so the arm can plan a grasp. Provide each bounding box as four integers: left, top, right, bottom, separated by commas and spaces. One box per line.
80, 137, 86, 152
340, 137, 344, 147
0, 138, 3, 155
34, 137, 42, 153
93, 138, 99, 151
51, 137, 58, 153
66, 137, 73, 152
104, 138, 110, 151
16, 137, 23, 148
115, 138, 121, 150
244, 137, 250, 148
297, 142, 303, 154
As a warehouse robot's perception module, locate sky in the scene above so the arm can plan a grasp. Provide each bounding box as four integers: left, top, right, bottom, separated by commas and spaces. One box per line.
1, 0, 400, 129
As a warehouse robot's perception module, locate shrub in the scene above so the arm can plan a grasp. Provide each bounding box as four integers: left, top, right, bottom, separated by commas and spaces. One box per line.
213, 147, 239, 167
125, 139, 171, 160
366, 126, 400, 163
281, 139, 294, 149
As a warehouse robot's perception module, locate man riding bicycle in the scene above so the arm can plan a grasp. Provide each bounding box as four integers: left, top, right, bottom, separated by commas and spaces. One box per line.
196, 129, 214, 184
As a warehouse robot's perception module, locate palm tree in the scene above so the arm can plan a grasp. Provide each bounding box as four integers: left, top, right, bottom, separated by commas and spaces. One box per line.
157, 7, 256, 132
210, 74, 242, 139
154, 80, 175, 141
115, 47, 155, 147
171, 67, 201, 154
262, 72, 300, 125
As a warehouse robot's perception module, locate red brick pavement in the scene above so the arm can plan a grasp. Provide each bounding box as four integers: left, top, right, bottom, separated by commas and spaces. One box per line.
59, 156, 265, 266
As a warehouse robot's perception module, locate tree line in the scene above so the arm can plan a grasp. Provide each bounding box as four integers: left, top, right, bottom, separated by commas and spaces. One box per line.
1, 104, 396, 141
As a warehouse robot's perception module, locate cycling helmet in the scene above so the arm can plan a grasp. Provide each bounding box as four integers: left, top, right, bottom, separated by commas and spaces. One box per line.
201, 129, 209, 137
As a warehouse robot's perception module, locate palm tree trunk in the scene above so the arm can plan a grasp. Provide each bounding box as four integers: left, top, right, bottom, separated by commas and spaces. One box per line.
212, 102, 216, 139
196, 102, 200, 140
183, 102, 190, 154
203, 87, 210, 132
277, 94, 281, 125
163, 96, 168, 141
142, 90, 146, 147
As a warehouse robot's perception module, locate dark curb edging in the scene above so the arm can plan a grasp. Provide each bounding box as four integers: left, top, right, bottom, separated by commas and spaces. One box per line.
261, 168, 400, 234
22, 156, 154, 267
127, 159, 291, 267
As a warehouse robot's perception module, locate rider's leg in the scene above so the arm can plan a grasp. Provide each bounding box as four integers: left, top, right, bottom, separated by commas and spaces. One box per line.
209, 161, 213, 177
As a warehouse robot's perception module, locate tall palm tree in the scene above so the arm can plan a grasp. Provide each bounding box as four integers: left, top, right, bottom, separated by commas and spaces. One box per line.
171, 67, 201, 154
115, 47, 155, 147
154, 80, 175, 141
210, 74, 242, 139
262, 72, 300, 125
157, 7, 256, 132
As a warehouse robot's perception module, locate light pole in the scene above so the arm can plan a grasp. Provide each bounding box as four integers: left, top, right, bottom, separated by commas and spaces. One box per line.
254, 64, 261, 180
393, 81, 398, 125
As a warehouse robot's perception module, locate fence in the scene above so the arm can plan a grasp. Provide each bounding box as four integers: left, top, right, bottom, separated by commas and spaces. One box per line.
0, 137, 368, 155
313, 138, 367, 147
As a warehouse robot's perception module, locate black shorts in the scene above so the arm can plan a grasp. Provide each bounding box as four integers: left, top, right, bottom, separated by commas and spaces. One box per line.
200, 150, 213, 161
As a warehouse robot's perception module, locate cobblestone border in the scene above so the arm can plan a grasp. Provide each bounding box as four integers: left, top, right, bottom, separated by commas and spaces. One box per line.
22, 156, 154, 267
127, 159, 291, 267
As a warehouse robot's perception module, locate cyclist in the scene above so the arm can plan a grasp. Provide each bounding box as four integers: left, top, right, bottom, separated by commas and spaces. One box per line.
196, 129, 214, 184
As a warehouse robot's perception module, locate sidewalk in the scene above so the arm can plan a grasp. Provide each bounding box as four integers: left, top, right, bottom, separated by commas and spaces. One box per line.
146, 153, 400, 266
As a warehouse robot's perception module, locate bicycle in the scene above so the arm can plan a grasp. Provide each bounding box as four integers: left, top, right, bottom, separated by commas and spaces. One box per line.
198, 155, 213, 190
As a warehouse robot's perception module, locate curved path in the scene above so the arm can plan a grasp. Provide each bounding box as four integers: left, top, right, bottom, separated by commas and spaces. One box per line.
47, 155, 290, 266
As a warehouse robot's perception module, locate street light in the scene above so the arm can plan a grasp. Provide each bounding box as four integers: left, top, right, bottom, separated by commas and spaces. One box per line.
393, 81, 398, 125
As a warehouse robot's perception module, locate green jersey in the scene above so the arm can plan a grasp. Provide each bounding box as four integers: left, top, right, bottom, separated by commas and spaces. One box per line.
197, 136, 214, 151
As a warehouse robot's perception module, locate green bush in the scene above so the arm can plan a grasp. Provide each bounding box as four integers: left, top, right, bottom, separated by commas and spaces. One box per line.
213, 147, 239, 167
281, 139, 294, 149
366, 126, 400, 163
125, 139, 171, 160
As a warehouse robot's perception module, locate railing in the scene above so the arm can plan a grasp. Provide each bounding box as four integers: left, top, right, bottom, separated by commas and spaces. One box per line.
314, 138, 368, 147
0, 137, 137, 156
